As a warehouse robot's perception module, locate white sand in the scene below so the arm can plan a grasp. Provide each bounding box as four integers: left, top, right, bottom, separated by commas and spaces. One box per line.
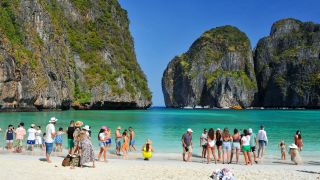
0, 151, 319, 180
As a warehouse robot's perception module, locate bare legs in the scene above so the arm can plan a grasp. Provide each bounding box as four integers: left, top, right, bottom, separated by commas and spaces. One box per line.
217, 145, 222, 161
207, 147, 217, 164
243, 151, 252, 165
201, 146, 207, 162
98, 146, 107, 161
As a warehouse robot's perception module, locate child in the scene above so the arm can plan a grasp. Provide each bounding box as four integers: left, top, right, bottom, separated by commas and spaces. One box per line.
35, 126, 42, 149
26, 124, 37, 151
288, 143, 301, 165
122, 131, 129, 159
142, 139, 153, 160
55, 127, 64, 152
5, 125, 14, 151
279, 140, 286, 160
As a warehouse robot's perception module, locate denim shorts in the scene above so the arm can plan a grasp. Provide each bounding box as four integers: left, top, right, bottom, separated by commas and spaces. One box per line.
45, 143, 53, 155
116, 139, 122, 148
259, 140, 266, 147
99, 142, 107, 147
222, 142, 231, 151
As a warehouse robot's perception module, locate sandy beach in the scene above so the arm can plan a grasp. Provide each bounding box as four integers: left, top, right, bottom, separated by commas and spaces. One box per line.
0, 150, 319, 180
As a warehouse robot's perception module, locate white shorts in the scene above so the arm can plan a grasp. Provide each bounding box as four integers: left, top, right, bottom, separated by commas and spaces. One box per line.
36, 137, 42, 145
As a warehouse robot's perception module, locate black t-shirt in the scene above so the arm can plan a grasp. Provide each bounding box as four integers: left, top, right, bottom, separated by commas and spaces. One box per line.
67, 127, 75, 139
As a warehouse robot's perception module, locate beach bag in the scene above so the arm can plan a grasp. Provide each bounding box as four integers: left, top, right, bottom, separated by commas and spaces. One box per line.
62, 155, 72, 167
70, 155, 81, 167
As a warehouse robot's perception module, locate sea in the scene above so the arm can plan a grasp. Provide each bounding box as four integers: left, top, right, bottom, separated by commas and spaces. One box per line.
0, 108, 319, 157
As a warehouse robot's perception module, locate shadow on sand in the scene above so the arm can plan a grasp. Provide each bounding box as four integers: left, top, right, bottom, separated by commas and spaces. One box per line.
296, 170, 320, 174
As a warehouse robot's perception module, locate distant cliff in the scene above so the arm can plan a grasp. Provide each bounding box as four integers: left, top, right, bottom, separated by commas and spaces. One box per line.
0, 0, 151, 111
162, 18, 320, 109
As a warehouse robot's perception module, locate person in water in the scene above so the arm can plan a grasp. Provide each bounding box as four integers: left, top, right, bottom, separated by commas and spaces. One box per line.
181, 128, 193, 162
207, 128, 217, 164
288, 143, 301, 165
294, 130, 303, 151
200, 128, 208, 162
279, 140, 286, 160
142, 139, 153, 160
15, 122, 26, 153
115, 126, 122, 156
215, 128, 223, 161
5, 125, 14, 151
257, 125, 268, 159
129, 127, 136, 151
230, 128, 241, 164
26, 124, 37, 151
122, 131, 129, 159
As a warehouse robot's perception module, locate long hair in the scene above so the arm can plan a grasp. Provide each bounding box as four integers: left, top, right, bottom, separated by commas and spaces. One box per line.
146, 143, 150, 152
208, 128, 215, 140
223, 128, 230, 138
216, 129, 221, 140
98, 129, 104, 140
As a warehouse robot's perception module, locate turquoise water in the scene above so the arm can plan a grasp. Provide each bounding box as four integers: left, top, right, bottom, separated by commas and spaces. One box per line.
0, 108, 319, 157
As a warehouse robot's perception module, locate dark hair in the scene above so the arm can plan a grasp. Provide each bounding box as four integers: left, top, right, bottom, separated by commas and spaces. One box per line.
20, 122, 24, 126
234, 128, 238, 134
223, 128, 230, 138
98, 129, 104, 140
260, 125, 264, 129
146, 143, 150, 152
298, 134, 302, 139
296, 130, 300, 135
38, 126, 41, 129
59, 127, 63, 131
70, 120, 74, 124
216, 130, 221, 140
129, 127, 132, 129
43, 133, 46, 136
8, 124, 13, 128
208, 128, 215, 140
123, 132, 127, 136
204, 128, 207, 131
243, 129, 249, 136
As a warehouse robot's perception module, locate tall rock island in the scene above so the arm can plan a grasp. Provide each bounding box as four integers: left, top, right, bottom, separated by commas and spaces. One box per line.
0, 0, 151, 111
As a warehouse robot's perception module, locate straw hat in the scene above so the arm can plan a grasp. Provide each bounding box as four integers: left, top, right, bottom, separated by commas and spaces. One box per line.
82, 125, 90, 131
49, 117, 58, 123
146, 139, 152, 144
75, 121, 83, 127
289, 143, 298, 149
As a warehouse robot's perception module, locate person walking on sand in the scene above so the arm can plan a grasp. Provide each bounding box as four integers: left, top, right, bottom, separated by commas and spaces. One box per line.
14, 122, 26, 153
230, 128, 241, 164
207, 128, 217, 164
248, 128, 258, 164
241, 129, 252, 165
98, 126, 108, 162
54, 127, 64, 153
222, 128, 232, 164
122, 131, 129, 159
200, 128, 208, 162
216, 128, 223, 162
182, 128, 193, 162
71, 121, 83, 156
66, 120, 75, 154
142, 139, 153, 161
115, 126, 122, 155
294, 130, 303, 151
45, 117, 57, 163
35, 126, 42, 149
257, 125, 268, 159
26, 124, 37, 151
5, 125, 14, 151
279, 140, 286, 160
129, 127, 136, 151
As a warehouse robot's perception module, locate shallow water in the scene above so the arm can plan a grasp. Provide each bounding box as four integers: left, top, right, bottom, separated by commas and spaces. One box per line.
0, 108, 319, 157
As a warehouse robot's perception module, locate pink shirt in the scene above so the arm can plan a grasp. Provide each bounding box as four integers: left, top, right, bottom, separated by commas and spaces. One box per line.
16, 127, 26, 140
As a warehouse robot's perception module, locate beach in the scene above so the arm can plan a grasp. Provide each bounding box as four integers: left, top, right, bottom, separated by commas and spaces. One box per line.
0, 150, 319, 180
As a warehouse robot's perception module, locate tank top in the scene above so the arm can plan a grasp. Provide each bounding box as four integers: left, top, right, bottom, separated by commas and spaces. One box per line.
7, 129, 14, 140
67, 127, 75, 139
233, 135, 240, 142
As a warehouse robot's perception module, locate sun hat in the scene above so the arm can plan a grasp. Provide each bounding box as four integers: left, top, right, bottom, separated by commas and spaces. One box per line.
117, 126, 121, 130
248, 128, 253, 133
217, 128, 221, 131
75, 121, 83, 127
49, 117, 58, 123
187, 128, 193, 133
82, 125, 90, 131
31, 124, 35, 128
289, 143, 298, 149
146, 139, 152, 144
101, 126, 107, 130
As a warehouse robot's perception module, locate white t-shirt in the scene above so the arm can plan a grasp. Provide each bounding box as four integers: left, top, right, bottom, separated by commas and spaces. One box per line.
241, 135, 251, 146
200, 133, 208, 146
258, 129, 268, 141
27, 128, 37, 140
45, 124, 56, 143
99, 133, 106, 142
35, 130, 42, 137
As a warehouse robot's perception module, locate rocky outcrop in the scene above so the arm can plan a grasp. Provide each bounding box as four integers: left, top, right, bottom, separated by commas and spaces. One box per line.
162, 26, 257, 108
0, 0, 151, 111
254, 18, 320, 108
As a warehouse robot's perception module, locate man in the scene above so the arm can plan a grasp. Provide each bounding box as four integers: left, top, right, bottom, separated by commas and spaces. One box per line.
26, 124, 37, 151
15, 122, 26, 153
66, 120, 75, 154
129, 127, 136, 151
200, 128, 207, 160
115, 126, 122, 155
257, 125, 268, 159
248, 128, 258, 163
182, 128, 193, 162
45, 117, 57, 163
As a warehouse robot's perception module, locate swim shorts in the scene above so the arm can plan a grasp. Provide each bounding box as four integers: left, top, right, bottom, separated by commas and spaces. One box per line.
45, 143, 53, 155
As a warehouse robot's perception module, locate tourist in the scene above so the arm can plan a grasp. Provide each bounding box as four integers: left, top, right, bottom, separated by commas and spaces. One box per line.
129, 127, 136, 151
115, 126, 122, 155
45, 117, 58, 163
288, 143, 301, 165
79, 127, 95, 168
241, 129, 252, 165
98, 126, 108, 162
5, 125, 14, 151
142, 139, 153, 160
222, 128, 232, 164
26, 124, 37, 151
14, 122, 26, 153
200, 128, 208, 161
257, 125, 268, 159
294, 130, 303, 151
72, 121, 83, 155
215, 128, 223, 161
279, 140, 286, 160
207, 128, 217, 164
122, 131, 129, 159
66, 120, 75, 154
248, 128, 258, 163
106, 127, 112, 148
54, 127, 64, 153
181, 128, 193, 162
230, 128, 240, 164
35, 126, 42, 149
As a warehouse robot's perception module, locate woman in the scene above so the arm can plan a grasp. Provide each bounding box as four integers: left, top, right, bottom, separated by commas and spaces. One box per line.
230, 128, 241, 164
122, 131, 129, 159
289, 143, 301, 165
35, 126, 42, 149
207, 128, 217, 164
142, 139, 153, 160
294, 130, 303, 151
241, 129, 252, 165
79, 129, 95, 168
5, 125, 14, 150
97, 126, 108, 162
222, 128, 232, 164
215, 128, 223, 161
200, 128, 208, 162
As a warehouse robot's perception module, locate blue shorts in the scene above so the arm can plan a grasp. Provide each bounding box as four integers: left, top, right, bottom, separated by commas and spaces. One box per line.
259, 140, 266, 147
222, 142, 231, 151
27, 140, 35, 145
106, 138, 112, 145
116, 139, 122, 148
99, 142, 107, 147
45, 143, 53, 155
130, 140, 135, 146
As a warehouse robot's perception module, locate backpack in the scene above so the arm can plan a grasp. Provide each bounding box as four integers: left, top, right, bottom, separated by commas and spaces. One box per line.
62, 154, 71, 167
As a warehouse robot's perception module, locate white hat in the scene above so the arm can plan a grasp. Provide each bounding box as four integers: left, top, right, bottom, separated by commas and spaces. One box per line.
117, 126, 121, 130
217, 128, 221, 131
31, 124, 35, 128
289, 143, 298, 149
82, 125, 90, 131
248, 128, 253, 133
49, 117, 58, 123
187, 128, 193, 133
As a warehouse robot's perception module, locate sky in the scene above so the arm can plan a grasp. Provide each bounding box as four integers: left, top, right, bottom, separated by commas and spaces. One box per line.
118, 0, 320, 106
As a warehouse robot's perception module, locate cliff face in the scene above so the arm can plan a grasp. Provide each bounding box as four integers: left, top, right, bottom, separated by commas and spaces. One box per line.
254, 18, 320, 108
162, 26, 257, 108
0, 0, 151, 111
